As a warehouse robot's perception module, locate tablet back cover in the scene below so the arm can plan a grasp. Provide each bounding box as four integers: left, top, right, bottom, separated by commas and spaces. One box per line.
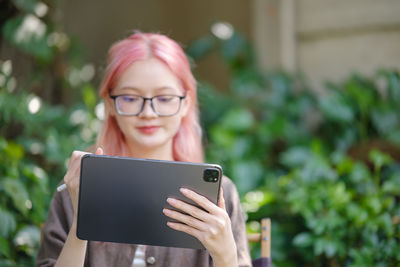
77, 154, 222, 249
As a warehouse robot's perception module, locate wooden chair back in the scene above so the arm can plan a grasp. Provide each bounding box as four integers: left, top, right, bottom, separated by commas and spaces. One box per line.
247, 218, 271, 267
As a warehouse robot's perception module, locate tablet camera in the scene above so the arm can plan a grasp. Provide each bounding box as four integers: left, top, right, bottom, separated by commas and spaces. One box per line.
203, 168, 219, 183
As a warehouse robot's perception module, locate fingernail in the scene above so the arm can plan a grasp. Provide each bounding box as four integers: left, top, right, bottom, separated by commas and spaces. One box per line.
180, 188, 189, 194
163, 209, 170, 214
167, 198, 176, 204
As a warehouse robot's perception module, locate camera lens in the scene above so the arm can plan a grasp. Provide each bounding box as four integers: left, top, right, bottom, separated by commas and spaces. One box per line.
203, 168, 219, 183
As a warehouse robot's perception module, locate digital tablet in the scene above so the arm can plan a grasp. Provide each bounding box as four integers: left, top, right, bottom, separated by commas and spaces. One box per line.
76, 154, 222, 249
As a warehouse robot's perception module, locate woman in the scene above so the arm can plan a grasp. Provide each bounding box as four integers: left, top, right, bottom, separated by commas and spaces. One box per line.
36, 31, 251, 267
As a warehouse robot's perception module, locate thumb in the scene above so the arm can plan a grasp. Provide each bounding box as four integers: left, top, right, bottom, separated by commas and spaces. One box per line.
218, 187, 226, 210
95, 147, 104, 155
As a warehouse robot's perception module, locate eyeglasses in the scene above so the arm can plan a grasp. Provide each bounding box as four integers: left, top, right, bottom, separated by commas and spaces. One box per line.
109, 94, 186, 116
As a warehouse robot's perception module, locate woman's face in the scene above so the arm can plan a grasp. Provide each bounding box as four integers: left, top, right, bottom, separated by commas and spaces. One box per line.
109, 57, 190, 154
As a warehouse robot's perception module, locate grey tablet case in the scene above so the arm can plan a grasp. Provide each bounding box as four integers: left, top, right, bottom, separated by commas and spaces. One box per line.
77, 154, 222, 250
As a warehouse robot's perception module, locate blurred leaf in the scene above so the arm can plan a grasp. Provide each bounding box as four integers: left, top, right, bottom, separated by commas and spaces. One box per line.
377, 213, 393, 236
13, 225, 40, 256
231, 160, 263, 194
387, 129, 400, 145
378, 70, 400, 105
0, 207, 16, 237
346, 203, 368, 226
22, 164, 48, 192
230, 136, 252, 158
349, 162, 370, 183
187, 35, 216, 59
13, 0, 37, 13
335, 155, 354, 175
230, 68, 264, 98
318, 93, 354, 123
369, 149, 393, 170
324, 240, 337, 258
220, 32, 252, 70
220, 108, 254, 131
198, 82, 232, 127
280, 147, 311, 168
314, 238, 325, 256
371, 107, 398, 135
265, 115, 287, 136
298, 155, 338, 182
82, 84, 97, 111
382, 172, 400, 194
293, 232, 313, 247
345, 76, 376, 112
365, 196, 382, 215
2, 14, 53, 62
2, 178, 30, 215
265, 73, 291, 108
209, 126, 235, 148
0, 259, 14, 267
4, 141, 24, 161
0, 237, 10, 257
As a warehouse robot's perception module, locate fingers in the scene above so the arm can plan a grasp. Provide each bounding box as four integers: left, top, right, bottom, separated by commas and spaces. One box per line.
95, 147, 104, 155
65, 151, 88, 179
162, 208, 208, 231
66, 147, 103, 181
165, 197, 212, 222
164, 188, 231, 238
218, 187, 226, 210
179, 188, 222, 215
165, 189, 234, 258
166, 221, 202, 240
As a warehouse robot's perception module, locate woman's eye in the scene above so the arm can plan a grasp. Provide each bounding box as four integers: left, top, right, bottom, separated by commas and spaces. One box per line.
157, 96, 173, 103
122, 96, 139, 102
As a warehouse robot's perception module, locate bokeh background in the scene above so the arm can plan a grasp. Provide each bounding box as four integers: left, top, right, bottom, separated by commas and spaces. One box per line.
1, 0, 400, 266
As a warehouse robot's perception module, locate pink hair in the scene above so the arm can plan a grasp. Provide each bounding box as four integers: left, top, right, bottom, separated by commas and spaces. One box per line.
95, 31, 204, 163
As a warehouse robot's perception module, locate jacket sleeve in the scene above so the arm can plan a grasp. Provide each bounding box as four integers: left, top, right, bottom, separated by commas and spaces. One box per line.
222, 176, 252, 267
36, 189, 74, 267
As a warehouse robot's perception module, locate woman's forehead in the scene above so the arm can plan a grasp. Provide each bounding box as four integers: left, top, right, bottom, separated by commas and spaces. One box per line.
113, 58, 184, 94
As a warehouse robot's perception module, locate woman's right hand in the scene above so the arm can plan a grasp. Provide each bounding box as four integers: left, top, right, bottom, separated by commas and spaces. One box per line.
63, 147, 104, 221
53, 148, 103, 267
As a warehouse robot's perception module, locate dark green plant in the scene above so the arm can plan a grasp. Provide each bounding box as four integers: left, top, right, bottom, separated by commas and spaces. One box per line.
0, 1, 99, 265
189, 29, 400, 266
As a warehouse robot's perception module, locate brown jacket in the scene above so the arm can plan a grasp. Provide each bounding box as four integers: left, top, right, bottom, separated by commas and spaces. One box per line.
36, 176, 252, 267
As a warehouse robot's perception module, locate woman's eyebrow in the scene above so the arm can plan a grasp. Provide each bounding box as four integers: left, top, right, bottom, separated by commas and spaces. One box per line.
115, 86, 179, 94
114, 86, 143, 94
154, 86, 180, 93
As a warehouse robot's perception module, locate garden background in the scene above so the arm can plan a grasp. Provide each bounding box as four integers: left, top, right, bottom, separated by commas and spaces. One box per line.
1, 0, 400, 266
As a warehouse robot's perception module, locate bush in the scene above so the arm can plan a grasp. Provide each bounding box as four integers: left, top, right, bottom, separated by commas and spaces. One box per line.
0, 1, 100, 265
189, 29, 400, 266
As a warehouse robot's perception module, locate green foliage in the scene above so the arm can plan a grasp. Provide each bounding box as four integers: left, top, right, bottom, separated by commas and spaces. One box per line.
190, 30, 400, 266
0, 63, 99, 265
1, 1, 100, 265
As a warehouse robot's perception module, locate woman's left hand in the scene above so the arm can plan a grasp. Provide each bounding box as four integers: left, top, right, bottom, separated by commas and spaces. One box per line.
163, 187, 238, 267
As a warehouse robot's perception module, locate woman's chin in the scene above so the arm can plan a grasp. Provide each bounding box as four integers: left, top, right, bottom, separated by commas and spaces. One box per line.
128, 134, 171, 151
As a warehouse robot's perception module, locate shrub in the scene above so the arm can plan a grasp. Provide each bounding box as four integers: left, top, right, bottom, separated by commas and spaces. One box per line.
189, 29, 400, 266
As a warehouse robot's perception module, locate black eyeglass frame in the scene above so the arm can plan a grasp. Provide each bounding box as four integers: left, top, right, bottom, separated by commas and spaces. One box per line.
109, 94, 187, 117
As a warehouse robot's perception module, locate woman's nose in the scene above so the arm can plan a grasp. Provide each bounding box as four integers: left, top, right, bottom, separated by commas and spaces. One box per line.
138, 99, 157, 118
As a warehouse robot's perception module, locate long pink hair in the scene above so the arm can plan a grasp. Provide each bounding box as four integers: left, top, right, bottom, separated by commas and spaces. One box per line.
95, 31, 204, 163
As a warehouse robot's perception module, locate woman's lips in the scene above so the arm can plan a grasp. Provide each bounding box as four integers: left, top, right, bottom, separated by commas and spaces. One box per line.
137, 126, 160, 134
